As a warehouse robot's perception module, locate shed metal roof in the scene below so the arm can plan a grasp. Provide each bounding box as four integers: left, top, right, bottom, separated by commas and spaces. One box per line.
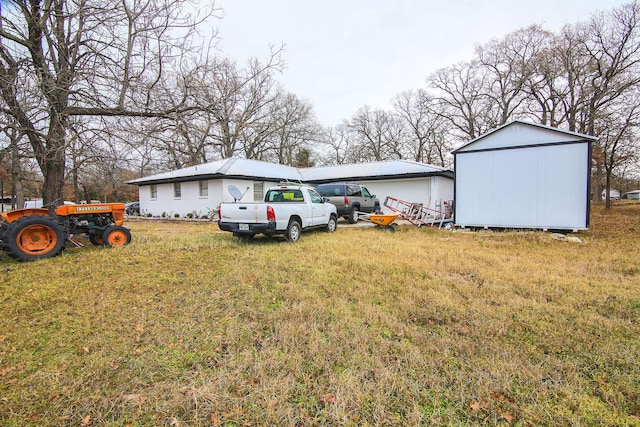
128, 158, 453, 186
452, 120, 598, 154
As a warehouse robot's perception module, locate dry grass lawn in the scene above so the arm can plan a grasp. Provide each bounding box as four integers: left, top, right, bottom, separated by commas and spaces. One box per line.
1, 202, 639, 426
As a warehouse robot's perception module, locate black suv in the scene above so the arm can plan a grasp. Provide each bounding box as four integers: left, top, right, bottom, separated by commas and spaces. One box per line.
315, 182, 380, 223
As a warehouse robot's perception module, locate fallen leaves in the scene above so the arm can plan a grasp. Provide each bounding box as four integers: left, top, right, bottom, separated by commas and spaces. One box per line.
469, 399, 518, 424
469, 400, 489, 413
210, 406, 246, 426
80, 415, 92, 426
319, 393, 337, 406
134, 323, 144, 342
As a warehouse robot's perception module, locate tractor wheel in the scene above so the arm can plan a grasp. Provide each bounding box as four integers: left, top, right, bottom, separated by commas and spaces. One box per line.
89, 234, 104, 246
2, 215, 66, 262
101, 226, 132, 247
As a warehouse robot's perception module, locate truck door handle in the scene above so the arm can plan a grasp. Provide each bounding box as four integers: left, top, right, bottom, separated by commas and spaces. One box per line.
239, 207, 247, 210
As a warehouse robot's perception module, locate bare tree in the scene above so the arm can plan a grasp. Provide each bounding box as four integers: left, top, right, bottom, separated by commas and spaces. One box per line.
318, 124, 351, 165
428, 61, 492, 141
0, 0, 217, 207
196, 53, 284, 159
598, 89, 640, 209
476, 25, 549, 126
347, 106, 408, 162
259, 91, 320, 165
393, 89, 452, 166
566, 2, 640, 207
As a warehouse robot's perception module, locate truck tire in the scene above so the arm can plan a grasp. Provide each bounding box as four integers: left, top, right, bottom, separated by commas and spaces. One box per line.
325, 214, 337, 232
101, 226, 132, 247
347, 207, 359, 224
285, 219, 302, 243
2, 215, 66, 262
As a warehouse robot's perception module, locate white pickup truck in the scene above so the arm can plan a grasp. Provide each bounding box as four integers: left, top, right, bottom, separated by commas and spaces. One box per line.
217, 184, 338, 242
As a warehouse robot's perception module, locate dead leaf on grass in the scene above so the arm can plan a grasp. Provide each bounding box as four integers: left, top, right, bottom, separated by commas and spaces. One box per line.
0, 366, 14, 376
80, 415, 92, 426
121, 393, 147, 407
502, 411, 516, 424
469, 400, 489, 413
320, 393, 337, 406
134, 323, 144, 342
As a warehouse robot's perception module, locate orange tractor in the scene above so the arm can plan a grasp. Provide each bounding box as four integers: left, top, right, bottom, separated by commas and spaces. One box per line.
0, 203, 131, 262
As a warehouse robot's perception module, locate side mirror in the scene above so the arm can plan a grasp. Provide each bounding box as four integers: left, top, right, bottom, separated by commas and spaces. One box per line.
322, 197, 329, 203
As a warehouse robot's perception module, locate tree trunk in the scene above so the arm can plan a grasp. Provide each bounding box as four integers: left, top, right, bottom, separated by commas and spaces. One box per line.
604, 171, 612, 211
11, 138, 24, 210
38, 118, 67, 210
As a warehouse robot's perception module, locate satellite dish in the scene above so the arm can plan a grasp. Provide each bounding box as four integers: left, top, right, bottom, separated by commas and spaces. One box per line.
228, 185, 244, 202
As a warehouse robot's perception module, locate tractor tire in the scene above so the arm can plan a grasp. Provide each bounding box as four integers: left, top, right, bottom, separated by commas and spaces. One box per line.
2, 215, 67, 262
89, 234, 104, 246
101, 226, 132, 247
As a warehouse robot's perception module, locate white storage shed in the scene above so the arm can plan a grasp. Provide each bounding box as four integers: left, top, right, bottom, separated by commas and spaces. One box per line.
452, 120, 597, 231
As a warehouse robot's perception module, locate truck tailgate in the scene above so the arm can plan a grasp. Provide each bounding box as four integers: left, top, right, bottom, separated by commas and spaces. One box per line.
219, 204, 266, 223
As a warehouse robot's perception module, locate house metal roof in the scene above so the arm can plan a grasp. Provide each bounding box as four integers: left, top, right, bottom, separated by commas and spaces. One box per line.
127, 158, 301, 185
300, 160, 452, 183
128, 158, 453, 186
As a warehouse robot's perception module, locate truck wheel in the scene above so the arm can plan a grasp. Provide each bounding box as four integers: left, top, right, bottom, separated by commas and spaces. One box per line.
347, 207, 359, 224
325, 215, 337, 232
2, 215, 66, 262
101, 226, 132, 247
285, 219, 302, 243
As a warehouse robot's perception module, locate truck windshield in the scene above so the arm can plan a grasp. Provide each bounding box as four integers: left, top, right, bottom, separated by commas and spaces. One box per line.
266, 189, 304, 202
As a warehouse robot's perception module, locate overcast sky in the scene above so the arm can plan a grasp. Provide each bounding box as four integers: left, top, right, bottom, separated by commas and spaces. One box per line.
215, 0, 628, 127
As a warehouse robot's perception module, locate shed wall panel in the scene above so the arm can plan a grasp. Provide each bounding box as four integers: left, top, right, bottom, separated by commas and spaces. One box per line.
455, 143, 588, 229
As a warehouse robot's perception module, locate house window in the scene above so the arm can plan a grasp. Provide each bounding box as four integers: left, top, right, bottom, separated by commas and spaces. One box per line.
174, 182, 181, 198
150, 185, 157, 199
253, 182, 264, 201
199, 180, 208, 197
